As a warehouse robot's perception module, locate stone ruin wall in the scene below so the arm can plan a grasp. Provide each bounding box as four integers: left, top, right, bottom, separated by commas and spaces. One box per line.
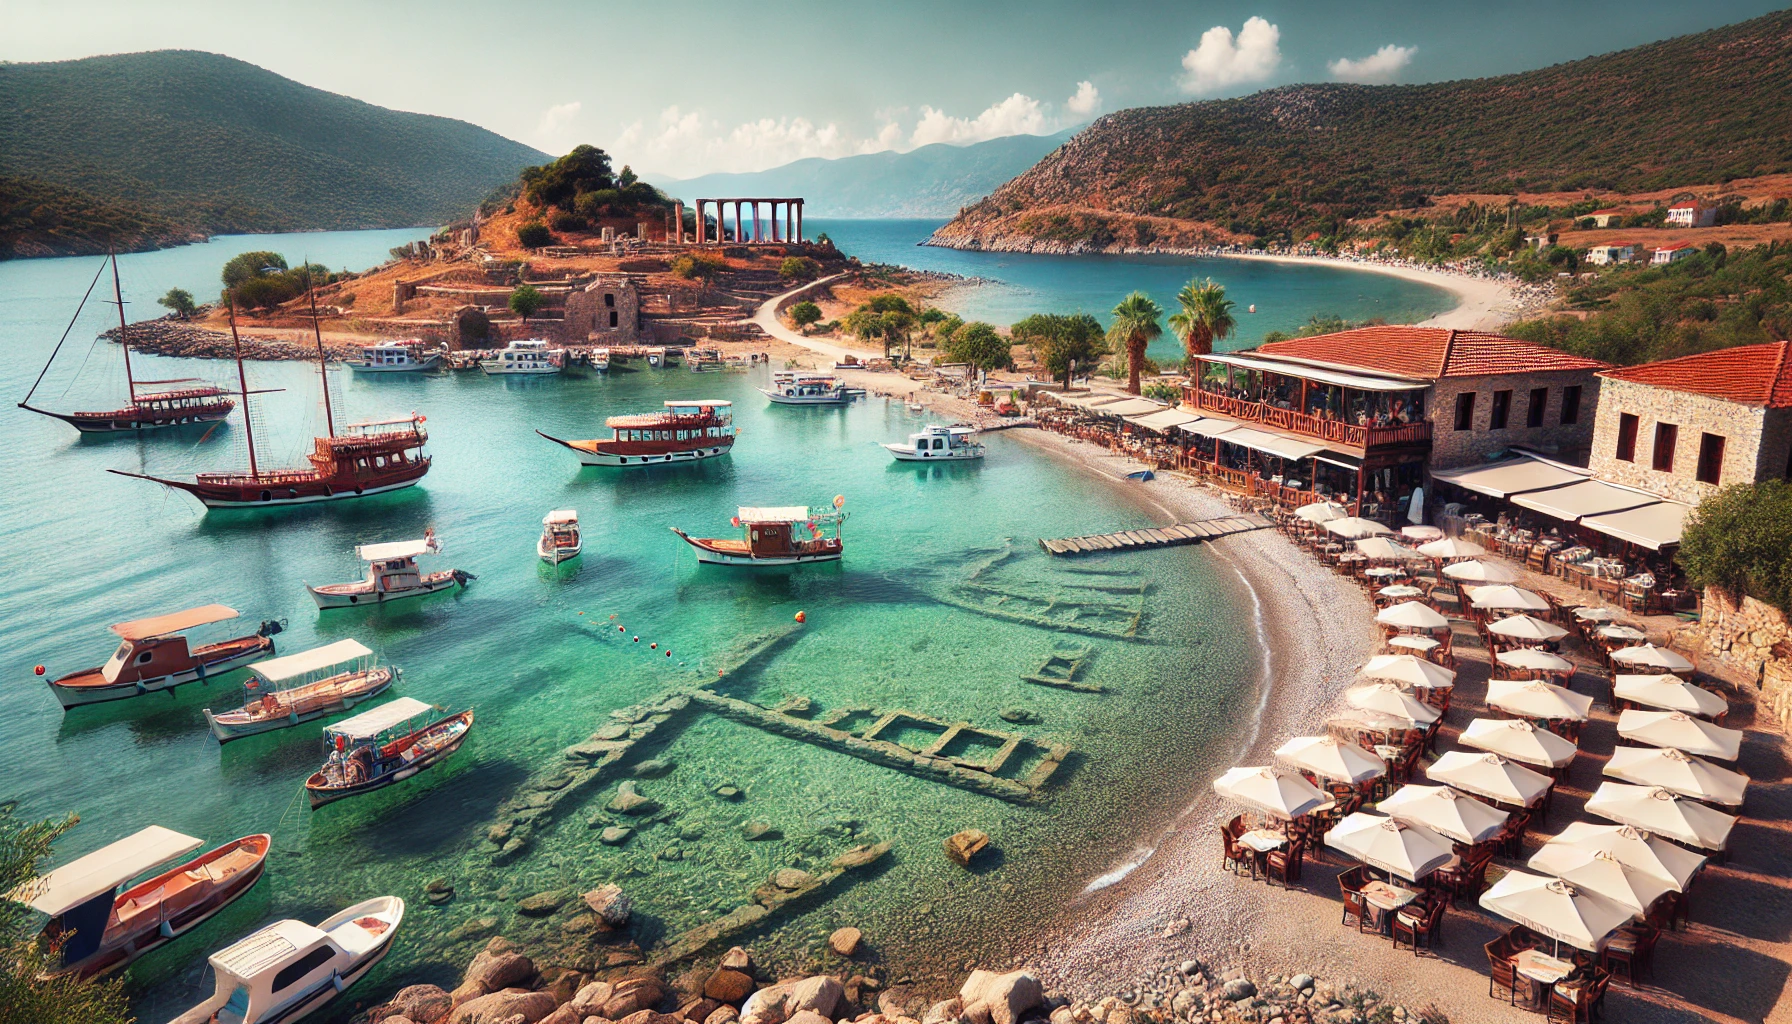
1676, 586, 1792, 731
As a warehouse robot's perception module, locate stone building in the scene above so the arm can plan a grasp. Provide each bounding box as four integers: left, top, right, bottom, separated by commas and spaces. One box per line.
560, 275, 640, 345
1588, 341, 1792, 505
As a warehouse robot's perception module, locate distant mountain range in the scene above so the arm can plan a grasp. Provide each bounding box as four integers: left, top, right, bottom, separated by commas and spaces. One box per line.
658, 131, 1075, 219
934, 9, 1792, 251
0, 50, 546, 257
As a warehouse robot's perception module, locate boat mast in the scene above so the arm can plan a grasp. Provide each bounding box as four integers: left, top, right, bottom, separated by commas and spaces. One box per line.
110, 251, 136, 400
227, 293, 260, 479
305, 262, 336, 436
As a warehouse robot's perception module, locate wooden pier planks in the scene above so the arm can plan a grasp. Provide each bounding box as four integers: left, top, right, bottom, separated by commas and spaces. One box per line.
1037, 513, 1271, 557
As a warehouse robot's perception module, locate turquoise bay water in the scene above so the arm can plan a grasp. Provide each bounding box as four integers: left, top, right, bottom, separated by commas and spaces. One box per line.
0, 230, 1284, 1018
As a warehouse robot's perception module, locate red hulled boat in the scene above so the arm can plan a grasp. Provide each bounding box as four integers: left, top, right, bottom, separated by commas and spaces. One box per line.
536, 399, 735, 467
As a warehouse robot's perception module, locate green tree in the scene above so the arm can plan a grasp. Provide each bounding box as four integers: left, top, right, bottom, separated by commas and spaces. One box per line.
935, 314, 965, 343
1679, 480, 1792, 613
1166, 277, 1236, 359
779, 256, 818, 281
865, 293, 915, 315
509, 284, 545, 321
1106, 291, 1163, 395
840, 307, 887, 351
521, 145, 617, 208
1011, 312, 1107, 388
788, 300, 823, 333
0, 808, 133, 1024
516, 221, 552, 249
670, 251, 726, 282
944, 321, 1014, 371
221, 250, 286, 288
157, 287, 197, 319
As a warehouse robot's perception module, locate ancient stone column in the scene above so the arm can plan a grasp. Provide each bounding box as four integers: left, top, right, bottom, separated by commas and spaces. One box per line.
734, 202, 743, 245
752, 201, 761, 243
796, 202, 803, 243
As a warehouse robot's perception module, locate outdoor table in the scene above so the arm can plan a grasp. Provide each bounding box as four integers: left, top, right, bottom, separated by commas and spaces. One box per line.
1388, 635, 1440, 652
1373, 744, 1406, 763
1238, 829, 1287, 853
1360, 880, 1419, 933
1364, 567, 1405, 579
1513, 950, 1575, 984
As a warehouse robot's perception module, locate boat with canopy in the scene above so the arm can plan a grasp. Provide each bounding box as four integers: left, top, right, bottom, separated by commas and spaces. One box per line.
305, 698, 473, 808
536, 400, 736, 467
306, 532, 471, 609
47, 604, 281, 709
538, 510, 582, 564
203, 639, 397, 743
342, 341, 442, 373
760, 373, 850, 405
883, 424, 985, 462
670, 498, 847, 566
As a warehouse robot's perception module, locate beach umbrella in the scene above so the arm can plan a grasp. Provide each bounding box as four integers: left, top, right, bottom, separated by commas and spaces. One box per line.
1294, 501, 1350, 523
1376, 601, 1449, 631
1386, 634, 1440, 653
1418, 536, 1487, 559
1401, 525, 1444, 542
1460, 717, 1578, 768
1486, 679, 1594, 722
1377, 584, 1424, 600
1355, 536, 1423, 561
1275, 735, 1387, 784
1443, 559, 1519, 584
1535, 850, 1674, 914
1573, 606, 1618, 623
1467, 585, 1552, 612
1364, 566, 1406, 579
1610, 644, 1694, 673
1528, 822, 1705, 892
1494, 648, 1575, 674
1378, 784, 1508, 844
1616, 709, 1742, 760
1324, 516, 1394, 539
1324, 812, 1455, 881
1426, 750, 1552, 807
1605, 746, 1747, 807
1212, 766, 1330, 819
1613, 675, 1727, 717
1585, 782, 1738, 851
1487, 614, 1569, 642
1358, 654, 1456, 690
1597, 624, 1648, 643
1346, 683, 1442, 725
1479, 870, 1636, 953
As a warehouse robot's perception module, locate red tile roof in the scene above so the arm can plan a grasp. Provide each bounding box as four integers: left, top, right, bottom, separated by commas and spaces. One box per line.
1253, 327, 1611, 380
1599, 341, 1792, 407
1669, 202, 1699, 210
1654, 242, 1694, 252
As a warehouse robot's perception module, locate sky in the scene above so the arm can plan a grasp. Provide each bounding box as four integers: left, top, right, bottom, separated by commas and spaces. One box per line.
6, 0, 1786, 179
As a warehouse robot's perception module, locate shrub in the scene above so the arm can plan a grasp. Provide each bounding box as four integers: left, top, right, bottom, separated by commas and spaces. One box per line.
550, 211, 586, 232
233, 274, 299, 309
521, 145, 616, 208
516, 221, 553, 249
1143, 382, 1182, 404
779, 256, 818, 281
508, 284, 546, 321
221, 250, 286, 288
788, 301, 822, 332
157, 287, 197, 318
1679, 480, 1792, 614
670, 251, 726, 281
943, 321, 1013, 371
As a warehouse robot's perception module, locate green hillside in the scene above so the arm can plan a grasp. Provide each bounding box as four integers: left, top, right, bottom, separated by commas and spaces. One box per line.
0, 50, 547, 242
0, 175, 199, 259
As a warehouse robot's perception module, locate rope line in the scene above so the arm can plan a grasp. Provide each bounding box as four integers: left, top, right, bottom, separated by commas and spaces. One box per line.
22, 256, 109, 406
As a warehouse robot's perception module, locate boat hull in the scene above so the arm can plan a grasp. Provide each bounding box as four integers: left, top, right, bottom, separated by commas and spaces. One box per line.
307, 571, 467, 609
759, 387, 847, 405
204, 669, 398, 743
537, 431, 734, 467
305, 712, 473, 808
884, 444, 984, 462
49, 638, 275, 708
23, 403, 235, 434
480, 362, 561, 375
539, 539, 582, 564
671, 529, 843, 567
343, 354, 441, 373
112, 466, 427, 509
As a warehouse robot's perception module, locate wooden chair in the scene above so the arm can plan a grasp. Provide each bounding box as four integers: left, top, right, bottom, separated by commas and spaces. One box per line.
1340, 886, 1368, 932
1221, 824, 1252, 876
1392, 894, 1445, 955
1486, 940, 1519, 1003
1266, 847, 1302, 889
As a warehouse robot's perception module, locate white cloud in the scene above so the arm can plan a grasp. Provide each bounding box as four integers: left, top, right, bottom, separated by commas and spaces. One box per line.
534, 101, 584, 155
1178, 16, 1282, 95
1066, 80, 1101, 117
911, 92, 1047, 147
1328, 44, 1416, 84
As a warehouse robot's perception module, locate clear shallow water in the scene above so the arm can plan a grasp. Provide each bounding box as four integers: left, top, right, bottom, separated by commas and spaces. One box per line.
808, 219, 1456, 364
1, 231, 1271, 1018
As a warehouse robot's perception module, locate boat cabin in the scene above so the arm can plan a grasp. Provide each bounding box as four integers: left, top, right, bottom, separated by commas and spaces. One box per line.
98, 605, 242, 685
354, 343, 426, 367
737, 506, 842, 557
201, 913, 386, 1024
914, 425, 978, 453
607, 401, 735, 443
240, 639, 375, 707
353, 538, 435, 593
16, 826, 203, 969
323, 697, 437, 765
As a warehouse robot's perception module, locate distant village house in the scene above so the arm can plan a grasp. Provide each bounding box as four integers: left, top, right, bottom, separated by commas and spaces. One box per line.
1665, 201, 1716, 227
1587, 242, 1638, 265
1651, 242, 1696, 265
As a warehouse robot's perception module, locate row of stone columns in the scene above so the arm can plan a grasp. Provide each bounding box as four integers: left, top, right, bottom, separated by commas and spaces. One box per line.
692, 199, 804, 245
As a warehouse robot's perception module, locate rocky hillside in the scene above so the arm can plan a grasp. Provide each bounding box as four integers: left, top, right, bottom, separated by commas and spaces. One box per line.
933, 9, 1792, 252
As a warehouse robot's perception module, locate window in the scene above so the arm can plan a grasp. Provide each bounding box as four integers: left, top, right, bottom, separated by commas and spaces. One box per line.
1696, 433, 1725, 484
1490, 390, 1512, 430
604, 293, 615, 308
1454, 392, 1476, 431
1560, 385, 1583, 425
1615, 413, 1638, 462
609, 311, 619, 328
272, 947, 337, 992
1526, 387, 1548, 428
1652, 422, 1678, 472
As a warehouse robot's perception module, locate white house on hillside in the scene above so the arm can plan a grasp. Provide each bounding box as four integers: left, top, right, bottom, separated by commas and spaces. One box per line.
1587, 242, 1638, 265
1666, 202, 1715, 227
1652, 243, 1696, 265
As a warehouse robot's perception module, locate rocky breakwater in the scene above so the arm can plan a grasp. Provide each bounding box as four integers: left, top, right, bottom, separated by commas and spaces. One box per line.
103, 320, 363, 360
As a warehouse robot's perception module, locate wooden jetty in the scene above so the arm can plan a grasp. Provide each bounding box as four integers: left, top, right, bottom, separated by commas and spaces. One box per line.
1038, 513, 1271, 557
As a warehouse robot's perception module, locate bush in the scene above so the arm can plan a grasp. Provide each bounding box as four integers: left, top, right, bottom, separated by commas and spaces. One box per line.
1143, 382, 1181, 404
521, 145, 616, 208
1679, 480, 1792, 614
509, 284, 546, 321
516, 221, 553, 249
0, 807, 134, 1024
670, 251, 726, 281
157, 287, 197, 318
779, 256, 818, 281
221, 250, 286, 288
550, 211, 586, 232
233, 274, 300, 309
943, 321, 1013, 371
788, 301, 822, 332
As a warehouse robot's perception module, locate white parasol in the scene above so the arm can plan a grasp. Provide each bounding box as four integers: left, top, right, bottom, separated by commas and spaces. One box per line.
1376, 601, 1450, 631
1378, 584, 1425, 600
1294, 501, 1351, 523
1401, 525, 1444, 542
1426, 750, 1552, 807
1387, 634, 1440, 653
1616, 709, 1742, 760
1467, 585, 1553, 612
1275, 735, 1387, 784
1377, 784, 1508, 844
1212, 765, 1331, 819
1355, 536, 1424, 561
1443, 559, 1519, 584
1494, 648, 1575, 674
1609, 644, 1694, 672
1486, 679, 1595, 722
1613, 675, 1727, 717
1324, 516, 1395, 539
1460, 717, 1578, 768
1418, 536, 1487, 559
1487, 614, 1569, 642
1358, 654, 1456, 689
1346, 683, 1442, 725
1479, 870, 1636, 952
1597, 624, 1648, 642
1527, 821, 1705, 892
1585, 782, 1738, 851
1604, 746, 1748, 806
1573, 606, 1618, 622
1324, 812, 1455, 881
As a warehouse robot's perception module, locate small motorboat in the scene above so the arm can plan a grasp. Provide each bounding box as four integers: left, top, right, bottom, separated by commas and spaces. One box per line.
47, 605, 281, 709
670, 499, 847, 567
19, 826, 270, 980
536, 400, 735, 467
906, 400, 925, 413
342, 341, 442, 373
306, 531, 472, 609
761, 372, 849, 406
1125, 470, 1156, 481
166, 896, 404, 1024
480, 339, 564, 375
686, 348, 724, 372
884, 424, 985, 462
539, 509, 582, 564
591, 347, 611, 372
203, 639, 397, 743
305, 698, 473, 808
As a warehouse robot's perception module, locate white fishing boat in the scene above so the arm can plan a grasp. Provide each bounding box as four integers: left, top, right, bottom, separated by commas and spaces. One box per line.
306, 699, 473, 807
342, 342, 441, 373
539, 509, 582, 563
760, 374, 849, 406
306, 533, 472, 609
884, 424, 985, 462
590, 347, 610, 372
166, 896, 404, 1024
203, 639, 397, 743
480, 339, 564, 375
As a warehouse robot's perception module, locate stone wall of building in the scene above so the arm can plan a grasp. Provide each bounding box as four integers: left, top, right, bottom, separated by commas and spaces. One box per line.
1675, 586, 1792, 731
1427, 370, 1604, 470
560, 275, 640, 345
1586, 378, 1769, 504
1754, 407, 1792, 483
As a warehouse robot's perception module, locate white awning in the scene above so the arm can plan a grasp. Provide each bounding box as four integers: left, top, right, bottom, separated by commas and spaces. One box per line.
326, 697, 435, 740
356, 539, 434, 561
544, 509, 579, 524
1217, 426, 1329, 461
250, 639, 373, 684
738, 506, 808, 522
1431, 457, 1590, 498
1092, 398, 1168, 418
1056, 392, 1131, 410
1199, 352, 1427, 392
1512, 479, 1661, 522
1580, 501, 1693, 550
1125, 409, 1203, 432
1180, 419, 1242, 438
12, 826, 203, 916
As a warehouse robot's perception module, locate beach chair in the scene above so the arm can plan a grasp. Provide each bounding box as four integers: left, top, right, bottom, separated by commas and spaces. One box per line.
1486, 941, 1519, 1004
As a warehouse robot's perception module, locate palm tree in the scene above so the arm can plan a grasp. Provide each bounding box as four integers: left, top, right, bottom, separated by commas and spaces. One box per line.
1106, 291, 1163, 395
1167, 277, 1237, 361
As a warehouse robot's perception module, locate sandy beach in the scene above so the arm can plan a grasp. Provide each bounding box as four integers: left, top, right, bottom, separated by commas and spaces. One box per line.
1207, 250, 1536, 332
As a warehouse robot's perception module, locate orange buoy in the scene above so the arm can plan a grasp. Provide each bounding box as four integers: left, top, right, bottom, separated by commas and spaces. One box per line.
632, 636, 640, 642
34, 665, 46, 676
619, 625, 626, 632
794, 610, 807, 623
650, 643, 658, 649
666, 651, 673, 657
578, 611, 585, 616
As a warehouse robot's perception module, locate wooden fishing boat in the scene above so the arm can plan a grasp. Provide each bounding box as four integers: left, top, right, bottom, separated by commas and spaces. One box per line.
48, 604, 281, 709
884, 424, 985, 462
204, 639, 397, 743
305, 698, 473, 808
18, 253, 234, 433
536, 400, 735, 467
306, 533, 471, 609
480, 339, 564, 374
342, 341, 442, 373
538, 509, 582, 564
670, 500, 847, 566
16, 826, 269, 980
760, 373, 849, 406
166, 895, 403, 1024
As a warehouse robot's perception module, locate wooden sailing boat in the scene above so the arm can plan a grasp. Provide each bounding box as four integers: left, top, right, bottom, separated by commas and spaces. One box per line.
110, 273, 432, 508
18, 253, 235, 433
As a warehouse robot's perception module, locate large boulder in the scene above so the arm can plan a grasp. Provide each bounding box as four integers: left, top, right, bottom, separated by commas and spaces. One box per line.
921, 999, 964, 1024
387, 984, 453, 1024
705, 1007, 741, 1024
739, 977, 842, 1024
464, 941, 537, 994
540, 1009, 585, 1024
827, 928, 861, 957
600, 977, 669, 1019
739, 982, 795, 1024
570, 982, 615, 1017
959, 972, 1042, 1024
943, 831, 989, 868
583, 884, 634, 929
448, 988, 559, 1024
704, 969, 757, 1004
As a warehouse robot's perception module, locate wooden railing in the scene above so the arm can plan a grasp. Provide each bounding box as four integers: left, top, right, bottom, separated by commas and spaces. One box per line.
1179, 461, 1340, 512
1182, 389, 1433, 449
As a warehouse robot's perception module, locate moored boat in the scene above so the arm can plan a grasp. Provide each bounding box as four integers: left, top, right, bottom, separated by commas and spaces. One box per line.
48, 605, 281, 709
591, 347, 611, 372
342, 341, 442, 373
536, 400, 736, 467
480, 339, 564, 375
306, 533, 471, 609
670, 499, 847, 566
165, 895, 404, 1024
760, 373, 849, 406
686, 348, 723, 372
204, 639, 397, 743
14, 826, 270, 980
883, 424, 985, 462
305, 698, 473, 808
538, 509, 582, 564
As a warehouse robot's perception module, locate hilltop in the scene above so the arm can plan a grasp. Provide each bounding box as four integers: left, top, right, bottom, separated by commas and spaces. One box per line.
0, 50, 546, 255
933, 10, 1792, 252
